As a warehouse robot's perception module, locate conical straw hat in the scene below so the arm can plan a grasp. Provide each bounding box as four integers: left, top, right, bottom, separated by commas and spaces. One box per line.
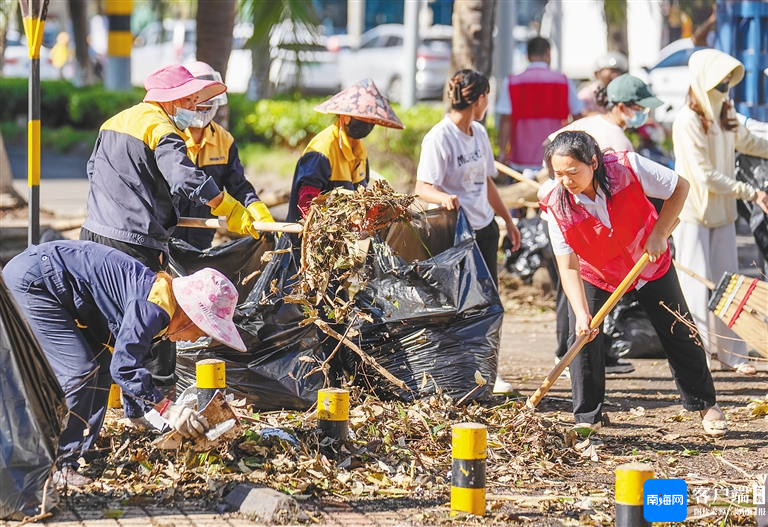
314, 78, 405, 130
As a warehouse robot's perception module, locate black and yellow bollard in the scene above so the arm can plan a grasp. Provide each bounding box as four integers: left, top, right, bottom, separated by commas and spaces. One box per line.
108, 384, 122, 408
105, 0, 132, 90
196, 359, 226, 409
616, 463, 653, 527
317, 388, 349, 441
451, 423, 486, 516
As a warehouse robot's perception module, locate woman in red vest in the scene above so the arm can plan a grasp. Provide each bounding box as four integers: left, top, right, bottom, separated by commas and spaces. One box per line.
539, 131, 726, 437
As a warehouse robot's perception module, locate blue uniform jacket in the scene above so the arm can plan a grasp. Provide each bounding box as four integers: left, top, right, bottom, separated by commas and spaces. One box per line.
35, 241, 171, 411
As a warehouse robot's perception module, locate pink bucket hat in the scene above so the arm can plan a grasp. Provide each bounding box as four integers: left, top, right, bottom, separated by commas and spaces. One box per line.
143, 64, 227, 104
172, 268, 246, 352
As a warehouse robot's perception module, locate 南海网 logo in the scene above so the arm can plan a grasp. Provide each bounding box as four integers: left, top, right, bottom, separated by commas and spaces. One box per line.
644, 478, 687, 522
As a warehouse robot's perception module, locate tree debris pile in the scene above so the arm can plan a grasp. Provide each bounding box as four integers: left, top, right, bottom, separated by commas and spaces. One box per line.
80, 393, 576, 513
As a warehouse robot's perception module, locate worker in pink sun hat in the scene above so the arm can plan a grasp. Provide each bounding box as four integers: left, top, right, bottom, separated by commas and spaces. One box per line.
81, 64, 266, 270
3, 241, 247, 486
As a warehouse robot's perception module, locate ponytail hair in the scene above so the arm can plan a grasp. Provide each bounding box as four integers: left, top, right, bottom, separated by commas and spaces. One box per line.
544, 131, 611, 212
447, 69, 489, 111
594, 85, 612, 109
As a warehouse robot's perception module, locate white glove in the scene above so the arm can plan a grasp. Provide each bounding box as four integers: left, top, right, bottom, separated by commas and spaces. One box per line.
162, 402, 209, 438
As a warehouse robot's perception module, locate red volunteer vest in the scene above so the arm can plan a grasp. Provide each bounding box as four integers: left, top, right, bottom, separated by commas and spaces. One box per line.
539, 153, 671, 292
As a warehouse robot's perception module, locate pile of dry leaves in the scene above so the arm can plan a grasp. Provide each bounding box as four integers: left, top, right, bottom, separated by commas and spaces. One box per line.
83, 390, 576, 511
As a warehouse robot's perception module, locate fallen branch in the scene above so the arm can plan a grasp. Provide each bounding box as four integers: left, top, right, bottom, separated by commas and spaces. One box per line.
313, 318, 409, 391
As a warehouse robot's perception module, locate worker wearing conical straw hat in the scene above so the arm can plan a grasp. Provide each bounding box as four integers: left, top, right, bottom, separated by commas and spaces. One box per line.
287, 78, 404, 222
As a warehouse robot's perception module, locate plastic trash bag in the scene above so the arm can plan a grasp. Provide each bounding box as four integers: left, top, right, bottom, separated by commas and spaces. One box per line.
502, 216, 552, 283
735, 154, 768, 261
0, 272, 67, 519
603, 293, 665, 359
352, 209, 503, 402
172, 208, 503, 408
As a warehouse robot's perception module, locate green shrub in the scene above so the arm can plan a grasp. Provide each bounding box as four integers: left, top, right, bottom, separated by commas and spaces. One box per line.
238, 97, 333, 148
68, 86, 143, 128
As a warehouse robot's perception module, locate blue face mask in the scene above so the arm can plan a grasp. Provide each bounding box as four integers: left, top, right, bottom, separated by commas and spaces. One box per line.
624, 108, 648, 129
171, 105, 195, 130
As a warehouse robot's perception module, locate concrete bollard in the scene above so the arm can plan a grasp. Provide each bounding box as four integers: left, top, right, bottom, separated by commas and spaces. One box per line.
108, 384, 122, 408
616, 463, 654, 527
196, 359, 226, 409
317, 388, 349, 440
451, 423, 486, 516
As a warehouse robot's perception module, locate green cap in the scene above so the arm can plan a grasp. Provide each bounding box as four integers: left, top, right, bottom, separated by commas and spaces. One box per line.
606, 74, 664, 109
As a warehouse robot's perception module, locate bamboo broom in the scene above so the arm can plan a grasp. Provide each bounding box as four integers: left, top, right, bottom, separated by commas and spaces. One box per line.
675, 263, 768, 358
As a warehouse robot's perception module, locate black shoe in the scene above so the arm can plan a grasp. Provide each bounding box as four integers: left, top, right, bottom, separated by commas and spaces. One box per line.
605, 357, 635, 374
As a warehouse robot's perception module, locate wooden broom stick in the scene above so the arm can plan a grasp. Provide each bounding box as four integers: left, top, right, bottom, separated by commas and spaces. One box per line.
494, 161, 542, 190
527, 219, 679, 409
177, 217, 303, 234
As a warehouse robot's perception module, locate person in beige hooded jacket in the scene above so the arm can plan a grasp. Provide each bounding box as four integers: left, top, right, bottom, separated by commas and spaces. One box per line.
672, 49, 768, 374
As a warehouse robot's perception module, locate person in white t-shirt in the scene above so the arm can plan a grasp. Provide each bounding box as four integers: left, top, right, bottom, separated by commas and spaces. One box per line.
416, 69, 521, 395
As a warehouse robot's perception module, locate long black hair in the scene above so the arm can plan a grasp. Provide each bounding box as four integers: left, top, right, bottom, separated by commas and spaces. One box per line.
448, 69, 489, 111
544, 131, 612, 211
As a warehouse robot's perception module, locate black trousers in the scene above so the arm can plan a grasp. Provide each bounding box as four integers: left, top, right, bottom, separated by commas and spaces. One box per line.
567, 264, 716, 425
79, 228, 176, 418
476, 220, 500, 286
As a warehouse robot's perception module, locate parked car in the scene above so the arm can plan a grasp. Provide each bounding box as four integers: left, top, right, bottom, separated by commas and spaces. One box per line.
337, 24, 453, 102
131, 19, 196, 88
633, 38, 705, 125
3, 29, 69, 80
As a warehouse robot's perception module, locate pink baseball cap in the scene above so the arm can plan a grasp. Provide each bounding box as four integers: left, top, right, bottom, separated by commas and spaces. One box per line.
172, 268, 246, 352
143, 64, 227, 104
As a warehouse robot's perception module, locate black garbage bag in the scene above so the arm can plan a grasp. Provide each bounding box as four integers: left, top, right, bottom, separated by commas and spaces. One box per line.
736, 154, 768, 261
501, 216, 552, 283
352, 209, 503, 401
172, 208, 502, 407
0, 273, 67, 519
171, 235, 328, 411
603, 293, 665, 359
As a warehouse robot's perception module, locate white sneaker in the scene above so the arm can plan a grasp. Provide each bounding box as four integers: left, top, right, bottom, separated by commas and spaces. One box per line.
493, 375, 516, 394
555, 357, 570, 379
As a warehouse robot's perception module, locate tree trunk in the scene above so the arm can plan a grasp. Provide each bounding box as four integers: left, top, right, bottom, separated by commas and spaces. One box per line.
0, 134, 24, 208
604, 0, 628, 56
196, 0, 236, 128
69, 0, 95, 86
0, 0, 17, 72
249, 39, 274, 100
446, 0, 496, 108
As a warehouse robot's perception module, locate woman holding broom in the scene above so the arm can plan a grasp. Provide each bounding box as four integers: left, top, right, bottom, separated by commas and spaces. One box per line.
539, 130, 726, 437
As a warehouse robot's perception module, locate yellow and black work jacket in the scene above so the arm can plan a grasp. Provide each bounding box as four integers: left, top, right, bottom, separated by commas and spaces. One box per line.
287, 122, 369, 222
173, 121, 258, 249
82, 102, 222, 252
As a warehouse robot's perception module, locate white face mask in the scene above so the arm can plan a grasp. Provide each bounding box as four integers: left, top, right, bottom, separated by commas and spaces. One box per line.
190, 101, 219, 129
171, 105, 195, 130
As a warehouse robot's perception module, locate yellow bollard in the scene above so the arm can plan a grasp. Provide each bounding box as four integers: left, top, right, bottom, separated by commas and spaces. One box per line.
196, 359, 226, 409
317, 388, 349, 440
451, 423, 486, 516
616, 463, 654, 527
108, 384, 122, 408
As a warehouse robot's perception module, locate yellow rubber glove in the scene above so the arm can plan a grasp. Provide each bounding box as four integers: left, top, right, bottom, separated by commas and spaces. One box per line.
210, 192, 260, 239
247, 201, 275, 223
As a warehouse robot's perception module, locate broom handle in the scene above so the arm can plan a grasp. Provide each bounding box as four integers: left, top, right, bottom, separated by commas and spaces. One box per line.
494, 161, 542, 190
527, 218, 680, 409
673, 261, 716, 290
177, 217, 303, 234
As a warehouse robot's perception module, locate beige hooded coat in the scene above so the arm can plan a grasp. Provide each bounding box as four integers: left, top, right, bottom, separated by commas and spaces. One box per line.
672, 49, 768, 228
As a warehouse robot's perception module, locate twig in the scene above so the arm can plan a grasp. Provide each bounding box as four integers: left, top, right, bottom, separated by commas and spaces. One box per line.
719, 456, 754, 480
304, 314, 358, 383
313, 318, 409, 391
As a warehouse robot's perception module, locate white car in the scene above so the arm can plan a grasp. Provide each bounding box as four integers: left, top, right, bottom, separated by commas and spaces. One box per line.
131, 20, 197, 89
337, 24, 453, 102
633, 38, 706, 125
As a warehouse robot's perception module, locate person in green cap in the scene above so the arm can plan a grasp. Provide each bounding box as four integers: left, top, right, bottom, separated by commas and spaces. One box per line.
551, 74, 664, 153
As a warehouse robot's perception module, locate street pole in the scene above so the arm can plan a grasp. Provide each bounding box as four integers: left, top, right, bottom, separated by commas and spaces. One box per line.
347, 0, 366, 49
402, 0, 419, 109
18, 0, 49, 246
105, 0, 132, 90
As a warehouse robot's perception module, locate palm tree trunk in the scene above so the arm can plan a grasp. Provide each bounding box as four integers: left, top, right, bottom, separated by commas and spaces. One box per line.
446, 0, 496, 107
196, 0, 236, 127
69, 0, 94, 85
0, 134, 24, 208
604, 0, 628, 56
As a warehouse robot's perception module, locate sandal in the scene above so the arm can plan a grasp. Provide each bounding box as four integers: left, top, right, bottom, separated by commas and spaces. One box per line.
52, 466, 93, 487
736, 363, 757, 375
700, 405, 728, 437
